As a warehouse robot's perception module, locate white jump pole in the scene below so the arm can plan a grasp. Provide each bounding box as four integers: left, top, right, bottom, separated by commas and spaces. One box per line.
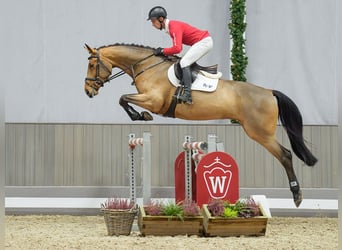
207, 133, 217, 152
0, 58, 4, 249
338, 0, 342, 243
128, 132, 151, 205
142, 132, 152, 205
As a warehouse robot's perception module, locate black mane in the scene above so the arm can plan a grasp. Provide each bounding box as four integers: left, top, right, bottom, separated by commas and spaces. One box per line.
96, 43, 180, 61
97, 43, 155, 50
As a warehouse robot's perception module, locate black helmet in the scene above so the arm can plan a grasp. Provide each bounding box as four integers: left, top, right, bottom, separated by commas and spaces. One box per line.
147, 6, 167, 20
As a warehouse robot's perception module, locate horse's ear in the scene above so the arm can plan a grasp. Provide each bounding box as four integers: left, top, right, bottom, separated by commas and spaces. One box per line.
84, 43, 96, 54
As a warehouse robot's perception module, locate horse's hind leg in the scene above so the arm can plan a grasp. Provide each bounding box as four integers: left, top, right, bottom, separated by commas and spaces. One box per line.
260, 139, 302, 207
278, 144, 302, 207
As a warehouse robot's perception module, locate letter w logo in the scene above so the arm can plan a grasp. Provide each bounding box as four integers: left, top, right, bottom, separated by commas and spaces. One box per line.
208, 176, 227, 194
203, 168, 232, 199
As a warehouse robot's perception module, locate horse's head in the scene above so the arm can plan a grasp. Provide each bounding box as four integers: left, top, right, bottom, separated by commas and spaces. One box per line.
84, 44, 112, 98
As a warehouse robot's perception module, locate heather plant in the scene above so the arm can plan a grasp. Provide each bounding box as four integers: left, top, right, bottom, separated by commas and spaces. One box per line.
144, 200, 163, 216
238, 198, 261, 218
181, 199, 201, 216
207, 199, 225, 216
101, 198, 135, 210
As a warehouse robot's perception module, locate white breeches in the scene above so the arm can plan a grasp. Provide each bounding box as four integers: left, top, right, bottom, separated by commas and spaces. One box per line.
180, 36, 213, 68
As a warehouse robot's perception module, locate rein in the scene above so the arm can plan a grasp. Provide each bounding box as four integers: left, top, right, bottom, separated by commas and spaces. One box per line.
85, 50, 167, 87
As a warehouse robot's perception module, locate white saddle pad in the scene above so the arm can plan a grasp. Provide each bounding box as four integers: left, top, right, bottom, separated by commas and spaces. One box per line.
167, 64, 221, 92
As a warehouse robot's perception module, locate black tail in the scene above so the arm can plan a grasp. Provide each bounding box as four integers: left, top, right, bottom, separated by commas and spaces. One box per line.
273, 90, 317, 166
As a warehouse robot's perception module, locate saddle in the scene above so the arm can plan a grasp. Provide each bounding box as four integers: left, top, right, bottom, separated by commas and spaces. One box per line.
173, 61, 219, 82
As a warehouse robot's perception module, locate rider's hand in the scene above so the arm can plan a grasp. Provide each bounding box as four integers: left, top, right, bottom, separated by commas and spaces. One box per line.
154, 47, 164, 56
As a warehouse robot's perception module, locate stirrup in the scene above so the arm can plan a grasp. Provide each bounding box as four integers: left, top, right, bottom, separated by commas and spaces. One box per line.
178, 94, 193, 105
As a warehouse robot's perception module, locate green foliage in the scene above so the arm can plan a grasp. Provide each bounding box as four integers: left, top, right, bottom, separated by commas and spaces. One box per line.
223, 206, 238, 218
229, 0, 248, 82
162, 202, 184, 220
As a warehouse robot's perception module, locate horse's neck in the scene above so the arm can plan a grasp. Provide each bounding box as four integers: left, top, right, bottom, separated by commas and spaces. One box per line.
102, 46, 152, 70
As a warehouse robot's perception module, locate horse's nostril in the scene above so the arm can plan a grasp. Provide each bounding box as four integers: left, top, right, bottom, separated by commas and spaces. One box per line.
85, 89, 92, 98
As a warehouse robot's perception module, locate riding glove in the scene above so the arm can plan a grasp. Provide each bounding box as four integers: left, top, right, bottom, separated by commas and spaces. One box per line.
154, 47, 164, 56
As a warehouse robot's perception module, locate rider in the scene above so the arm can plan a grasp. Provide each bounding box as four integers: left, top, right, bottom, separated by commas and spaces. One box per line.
147, 6, 213, 104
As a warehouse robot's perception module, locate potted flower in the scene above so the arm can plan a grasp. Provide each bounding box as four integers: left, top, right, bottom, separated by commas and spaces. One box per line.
202, 197, 268, 237
138, 199, 203, 236
101, 198, 137, 236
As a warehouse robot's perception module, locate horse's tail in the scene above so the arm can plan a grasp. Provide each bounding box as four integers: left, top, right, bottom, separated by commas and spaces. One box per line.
272, 90, 317, 166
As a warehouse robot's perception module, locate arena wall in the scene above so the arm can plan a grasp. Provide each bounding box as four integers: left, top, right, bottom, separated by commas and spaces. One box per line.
5, 124, 337, 189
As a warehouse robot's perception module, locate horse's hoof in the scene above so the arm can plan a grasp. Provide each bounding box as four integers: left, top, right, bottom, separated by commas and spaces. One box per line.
141, 111, 153, 121
293, 190, 303, 207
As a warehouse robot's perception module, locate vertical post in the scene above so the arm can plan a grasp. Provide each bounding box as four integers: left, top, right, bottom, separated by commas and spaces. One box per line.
337, 0, 342, 245
207, 134, 217, 152
0, 60, 4, 249
142, 132, 151, 205
0, 55, 6, 249
184, 135, 192, 201
128, 133, 136, 204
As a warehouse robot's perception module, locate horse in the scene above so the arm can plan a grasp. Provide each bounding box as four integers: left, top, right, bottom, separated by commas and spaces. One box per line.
84, 43, 317, 207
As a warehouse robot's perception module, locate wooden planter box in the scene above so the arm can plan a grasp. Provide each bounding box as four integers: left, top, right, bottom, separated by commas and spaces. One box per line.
138, 206, 204, 236
202, 204, 268, 237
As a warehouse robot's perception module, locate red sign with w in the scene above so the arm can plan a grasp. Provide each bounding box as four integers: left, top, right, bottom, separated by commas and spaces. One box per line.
196, 151, 239, 206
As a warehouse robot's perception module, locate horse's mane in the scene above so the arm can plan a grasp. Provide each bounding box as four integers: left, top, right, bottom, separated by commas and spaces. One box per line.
97, 43, 155, 50
96, 43, 180, 60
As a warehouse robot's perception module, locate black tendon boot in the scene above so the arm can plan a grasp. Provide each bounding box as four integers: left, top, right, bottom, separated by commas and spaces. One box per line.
178, 66, 193, 104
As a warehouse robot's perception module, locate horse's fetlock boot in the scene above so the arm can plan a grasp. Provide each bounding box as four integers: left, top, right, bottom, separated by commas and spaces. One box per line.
289, 180, 300, 193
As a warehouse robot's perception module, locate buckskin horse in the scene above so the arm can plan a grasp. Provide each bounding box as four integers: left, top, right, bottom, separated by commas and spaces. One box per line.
84, 43, 317, 207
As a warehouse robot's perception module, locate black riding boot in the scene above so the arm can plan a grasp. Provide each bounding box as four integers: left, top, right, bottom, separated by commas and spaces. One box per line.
178, 66, 193, 104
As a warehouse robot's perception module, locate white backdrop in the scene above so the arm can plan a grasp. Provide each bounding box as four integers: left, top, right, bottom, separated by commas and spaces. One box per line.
1, 0, 339, 125
246, 0, 338, 125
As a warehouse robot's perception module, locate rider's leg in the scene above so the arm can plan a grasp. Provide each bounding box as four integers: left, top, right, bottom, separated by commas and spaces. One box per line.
178, 66, 192, 104
179, 37, 213, 104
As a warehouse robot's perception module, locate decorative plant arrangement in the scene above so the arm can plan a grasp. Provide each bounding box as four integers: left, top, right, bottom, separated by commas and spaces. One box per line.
138, 199, 203, 236
144, 199, 201, 219
206, 197, 261, 218
202, 197, 268, 237
101, 198, 137, 236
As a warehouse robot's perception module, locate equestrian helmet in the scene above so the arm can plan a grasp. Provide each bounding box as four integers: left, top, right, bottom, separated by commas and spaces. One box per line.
147, 6, 167, 20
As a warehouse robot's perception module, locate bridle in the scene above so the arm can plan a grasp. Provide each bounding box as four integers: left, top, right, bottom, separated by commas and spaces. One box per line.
85, 51, 114, 87
85, 49, 168, 90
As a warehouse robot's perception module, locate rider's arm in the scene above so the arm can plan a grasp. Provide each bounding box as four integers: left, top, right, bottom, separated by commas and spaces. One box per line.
163, 21, 183, 56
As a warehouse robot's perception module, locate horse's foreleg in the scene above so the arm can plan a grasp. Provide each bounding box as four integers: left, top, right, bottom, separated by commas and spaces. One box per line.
119, 94, 153, 121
